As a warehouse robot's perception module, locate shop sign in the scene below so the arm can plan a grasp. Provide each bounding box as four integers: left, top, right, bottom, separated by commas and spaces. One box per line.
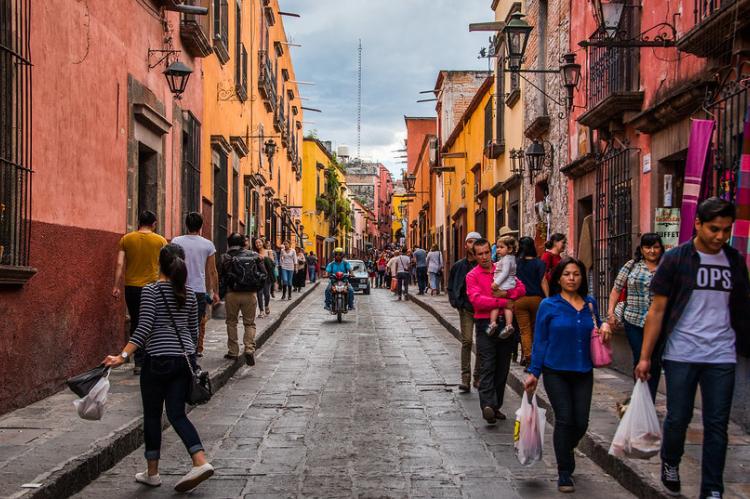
655, 208, 680, 250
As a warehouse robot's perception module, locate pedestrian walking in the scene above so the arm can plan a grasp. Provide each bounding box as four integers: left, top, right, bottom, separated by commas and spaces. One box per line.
487, 235, 518, 338
386, 250, 401, 294
524, 257, 610, 493
253, 238, 275, 319
103, 243, 214, 493
112, 210, 167, 375
447, 232, 481, 392
278, 241, 297, 300
393, 250, 412, 300
293, 247, 307, 292
413, 245, 428, 294
636, 197, 750, 499
172, 212, 218, 357
218, 233, 266, 366
366, 256, 377, 287
514, 237, 549, 367
426, 244, 443, 295
541, 233, 567, 282
466, 238, 526, 423
307, 251, 318, 283
606, 232, 664, 401
377, 252, 388, 288
265, 241, 277, 298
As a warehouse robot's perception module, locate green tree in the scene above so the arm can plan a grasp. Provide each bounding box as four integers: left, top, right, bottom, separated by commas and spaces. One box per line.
316, 160, 352, 238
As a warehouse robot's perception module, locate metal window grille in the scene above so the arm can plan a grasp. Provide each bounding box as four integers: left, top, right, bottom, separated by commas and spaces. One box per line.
0, 0, 32, 267
586, 6, 637, 109
232, 170, 239, 232
483, 98, 493, 148
706, 80, 748, 202
594, 147, 633, 313
212, 150, 228, 255
181, 113, 201, 217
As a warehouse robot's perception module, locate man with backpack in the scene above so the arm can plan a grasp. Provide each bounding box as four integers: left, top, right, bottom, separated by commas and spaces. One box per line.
219, 232, 268, 366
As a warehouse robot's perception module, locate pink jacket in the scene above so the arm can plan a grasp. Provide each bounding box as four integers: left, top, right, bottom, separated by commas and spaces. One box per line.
466, 264, 527, 319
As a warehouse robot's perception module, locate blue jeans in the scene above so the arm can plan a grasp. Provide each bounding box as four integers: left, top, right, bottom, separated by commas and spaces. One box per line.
325, 281, 354, 309
662, 360, 735, 496
280, 268, 294, 286
141, 355, 204, 460
308, 267, 317, 283
623, 320, 661, 401
416, 267, 428, 293
429, 272, 440, 291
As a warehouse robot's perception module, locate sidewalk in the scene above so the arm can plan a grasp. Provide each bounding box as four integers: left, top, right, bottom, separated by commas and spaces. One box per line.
408, 291, 750, 499
0, 282, 318, 499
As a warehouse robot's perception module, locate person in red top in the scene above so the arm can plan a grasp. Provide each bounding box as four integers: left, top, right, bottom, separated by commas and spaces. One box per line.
541, 233, 567, 281
466, 238, 526, 424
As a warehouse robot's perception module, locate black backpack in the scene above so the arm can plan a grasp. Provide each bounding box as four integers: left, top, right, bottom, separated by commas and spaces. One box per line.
228, 253, 267, 292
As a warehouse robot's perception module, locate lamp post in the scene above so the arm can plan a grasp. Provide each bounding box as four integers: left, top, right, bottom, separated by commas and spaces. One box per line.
503, 12, 533, 72
592, 0, 625, 38
524, 139, 554, 182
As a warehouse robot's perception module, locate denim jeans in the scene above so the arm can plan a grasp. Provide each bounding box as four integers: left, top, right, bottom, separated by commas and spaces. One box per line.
140, 355, 204, 460
396, 271, 410, 297
623, 320, 661, 401
416, 267, 428, 293
124, 286, 146, 367
662, 360, 735, 496
280, 268, 294, 286
308, 268, 317, 283
474, 318, 514, 411
542, 368, 593, 474
257, 281, 271, 311
428, 272, 440, 292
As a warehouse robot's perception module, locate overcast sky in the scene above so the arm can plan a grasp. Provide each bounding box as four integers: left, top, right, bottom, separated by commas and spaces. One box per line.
280, 0, 492, 177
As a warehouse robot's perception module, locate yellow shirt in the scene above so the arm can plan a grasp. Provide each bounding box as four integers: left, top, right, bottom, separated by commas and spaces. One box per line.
118, 231, 168, 287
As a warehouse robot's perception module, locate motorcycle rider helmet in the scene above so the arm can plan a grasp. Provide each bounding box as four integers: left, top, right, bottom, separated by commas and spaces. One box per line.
335, 271, 344, 280
333, 247, 344, 254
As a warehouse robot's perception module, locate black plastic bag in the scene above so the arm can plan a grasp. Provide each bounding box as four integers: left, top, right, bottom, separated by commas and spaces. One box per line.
66, 365, 110, 398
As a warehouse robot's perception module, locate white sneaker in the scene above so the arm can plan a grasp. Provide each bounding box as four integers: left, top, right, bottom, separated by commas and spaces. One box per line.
135, 471, 161, 487
498, 324, 515, 339
257, 312, 265, 319
174, 463, 214, 492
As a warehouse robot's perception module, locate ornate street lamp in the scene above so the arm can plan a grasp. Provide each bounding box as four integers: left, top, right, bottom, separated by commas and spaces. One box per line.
402, 171, 417, 192
163, 60, 193, 98
525, 140, 554, 181
264, 139, 277, 160
559, 52, 581, 111
503, 12, 533, 72
509, 149, 525, 176
592, 0, 625, 38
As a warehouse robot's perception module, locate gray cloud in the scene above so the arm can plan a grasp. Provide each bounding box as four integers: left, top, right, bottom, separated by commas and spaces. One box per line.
280, 0, 492, 175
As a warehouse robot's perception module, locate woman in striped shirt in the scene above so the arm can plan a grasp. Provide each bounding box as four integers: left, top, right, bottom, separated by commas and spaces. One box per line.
104, 243, 214, 492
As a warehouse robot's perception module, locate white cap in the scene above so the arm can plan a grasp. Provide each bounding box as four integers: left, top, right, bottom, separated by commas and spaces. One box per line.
466, 231, 482, 242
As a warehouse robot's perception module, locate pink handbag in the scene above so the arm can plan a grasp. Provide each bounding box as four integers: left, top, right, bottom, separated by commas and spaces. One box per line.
589, 302, 612, 368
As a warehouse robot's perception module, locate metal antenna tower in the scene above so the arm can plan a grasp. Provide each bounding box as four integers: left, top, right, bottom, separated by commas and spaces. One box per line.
357, 39, 362, 160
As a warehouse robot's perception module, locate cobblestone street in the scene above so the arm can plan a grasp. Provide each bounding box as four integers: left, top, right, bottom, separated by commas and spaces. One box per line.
74, 287, 633, 498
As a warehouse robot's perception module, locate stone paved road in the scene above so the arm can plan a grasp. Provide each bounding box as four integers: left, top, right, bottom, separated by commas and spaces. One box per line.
73, 287, 634, 498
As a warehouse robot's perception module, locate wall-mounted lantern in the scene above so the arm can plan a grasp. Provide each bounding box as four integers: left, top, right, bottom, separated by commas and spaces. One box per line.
525, 140, 554, 181
164, 60, 193, 98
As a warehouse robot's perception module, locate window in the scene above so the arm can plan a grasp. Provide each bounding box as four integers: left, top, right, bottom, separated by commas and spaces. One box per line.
495, 191, 505, 235
212, 143, 229, 255
495, 55, 506, 140
232, 169, 239, 232
1, 0, 33, 274
483, 98, 493, 149
234, 1, 247, 101
181, 112, 201, 217
213, 0, 229, 64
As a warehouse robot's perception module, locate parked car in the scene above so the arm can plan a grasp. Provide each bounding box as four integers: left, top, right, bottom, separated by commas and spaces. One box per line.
348, 260, 370, 294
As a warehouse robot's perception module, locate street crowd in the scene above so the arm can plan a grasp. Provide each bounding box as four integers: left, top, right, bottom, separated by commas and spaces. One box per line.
97, 196, 749, 498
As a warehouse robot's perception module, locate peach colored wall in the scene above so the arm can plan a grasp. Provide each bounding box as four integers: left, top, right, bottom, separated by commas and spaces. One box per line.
31, 0, 202, 238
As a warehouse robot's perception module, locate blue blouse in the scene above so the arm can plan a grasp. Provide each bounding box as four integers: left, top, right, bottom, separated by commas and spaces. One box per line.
528, 294, 601, 378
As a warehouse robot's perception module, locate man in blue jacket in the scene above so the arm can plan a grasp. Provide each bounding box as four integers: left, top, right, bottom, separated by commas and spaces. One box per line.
636, 197, 750, 499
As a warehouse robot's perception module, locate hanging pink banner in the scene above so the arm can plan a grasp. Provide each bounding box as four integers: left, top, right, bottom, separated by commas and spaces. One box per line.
679, 119, 715, 243
730, 105, 750, 268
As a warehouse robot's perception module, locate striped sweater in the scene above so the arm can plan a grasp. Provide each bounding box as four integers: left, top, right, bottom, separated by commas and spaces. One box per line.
129, 281, 199, 356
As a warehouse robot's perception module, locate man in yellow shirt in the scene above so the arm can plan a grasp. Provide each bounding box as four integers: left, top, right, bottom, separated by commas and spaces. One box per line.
112, 210, 167, 374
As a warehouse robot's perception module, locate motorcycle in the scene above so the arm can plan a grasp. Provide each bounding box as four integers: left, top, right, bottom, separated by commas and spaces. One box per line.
330, 271, 349, 323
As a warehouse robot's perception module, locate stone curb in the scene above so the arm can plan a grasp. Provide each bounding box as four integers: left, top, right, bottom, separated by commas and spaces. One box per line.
408, 293, 672, 499
26, 282, 319, 499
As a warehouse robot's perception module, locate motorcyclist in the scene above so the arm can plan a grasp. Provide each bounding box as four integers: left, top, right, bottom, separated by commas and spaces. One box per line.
324, 247, 355, 311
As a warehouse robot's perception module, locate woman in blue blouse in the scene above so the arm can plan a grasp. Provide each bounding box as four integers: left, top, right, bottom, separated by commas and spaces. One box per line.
524, 257, 611, 493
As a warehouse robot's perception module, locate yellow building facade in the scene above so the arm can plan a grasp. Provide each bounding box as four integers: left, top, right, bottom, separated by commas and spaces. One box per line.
199, 0, 303, 253
301, 138, 333, 258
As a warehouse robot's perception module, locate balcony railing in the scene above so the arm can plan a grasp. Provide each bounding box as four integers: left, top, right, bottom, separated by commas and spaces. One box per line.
276, 96, 286, 134
677, 0, 750, 57
180, 0, 212, 57
258, 50, 277, 112
235, 43, 248, 102
578, 23, 643, 129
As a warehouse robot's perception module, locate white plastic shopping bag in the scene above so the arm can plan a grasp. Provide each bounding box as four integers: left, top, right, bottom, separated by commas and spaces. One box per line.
609, 380, 661, 459
514, 392, 547, 466
73, 372, 110, 421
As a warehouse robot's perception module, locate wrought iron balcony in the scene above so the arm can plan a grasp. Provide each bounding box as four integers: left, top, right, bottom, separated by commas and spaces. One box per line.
275, 96, 286, 134
258, 50, 277, 112
179, 0, 212, 57
676, 0, 750, 57
578, 29, 643, 130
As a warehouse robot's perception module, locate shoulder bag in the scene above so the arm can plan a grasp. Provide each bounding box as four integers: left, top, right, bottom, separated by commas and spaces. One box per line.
157, 287, 212, 405
589, 301, 612, 368
614, 260, 635, 324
